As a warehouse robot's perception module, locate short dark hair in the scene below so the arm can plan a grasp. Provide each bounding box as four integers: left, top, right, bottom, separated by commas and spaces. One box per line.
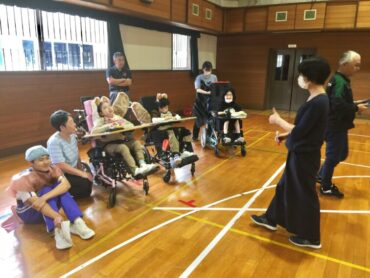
223, 87, 236, 102
50, 110, 71, 131
113, 52, 125, 60
202, 61, 213, 71
157, 98, 169, 109
297, 57, 331, 85
97, 102, 105, 117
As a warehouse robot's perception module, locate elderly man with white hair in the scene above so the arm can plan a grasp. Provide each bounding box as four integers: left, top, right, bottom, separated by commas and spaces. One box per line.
317, 50, 368, 198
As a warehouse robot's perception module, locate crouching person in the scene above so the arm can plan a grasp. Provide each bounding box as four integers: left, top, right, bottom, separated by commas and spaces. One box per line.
7, 145, 95, 250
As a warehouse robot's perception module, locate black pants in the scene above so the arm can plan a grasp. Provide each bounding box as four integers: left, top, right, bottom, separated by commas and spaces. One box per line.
266, 151, 321, 241
65, 173, 92, 199
318, 130, 348, 189
192, 123, 200, 140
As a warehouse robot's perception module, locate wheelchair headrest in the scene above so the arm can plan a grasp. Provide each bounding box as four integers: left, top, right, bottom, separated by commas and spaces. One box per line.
140, 96, 158, 114
210, 81, 231, 111
83, 96, 110, 131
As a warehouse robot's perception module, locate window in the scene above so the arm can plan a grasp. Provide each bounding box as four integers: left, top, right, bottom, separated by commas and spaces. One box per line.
172, 34, 190, 70
275, 54, 290, 81
41, 10, 108, 70
120, 24, 172, 70
0, 4, 108, 71
0, 5, 39, 71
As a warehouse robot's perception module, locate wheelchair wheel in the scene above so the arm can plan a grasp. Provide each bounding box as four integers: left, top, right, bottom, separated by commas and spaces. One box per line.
143, 179, 149, 195
200, 127, 207, 149
108, 187, 117, 208
241, 145, 247, 157
163, 170, 171, 183
191, 163, 195, 176
214, 147, 220, 157
143, 146, 152, 164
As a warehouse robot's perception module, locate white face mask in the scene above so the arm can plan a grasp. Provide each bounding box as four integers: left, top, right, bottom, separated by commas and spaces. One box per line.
225, 99, 233, 103
297, 75, 309, 89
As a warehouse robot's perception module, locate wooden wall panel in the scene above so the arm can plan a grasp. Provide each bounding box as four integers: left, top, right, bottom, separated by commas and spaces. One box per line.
171, 0, 187, 23
217, 31, 370, 110
267, 5, 297, 31
245, 7, 267, 32
213, 5, 224, 32
324, 2, 357, 29
294, 3, 326, 30
224, 9, 244, 33
357, 1, 370, 28
187, 0, 203, 27
187, 0, 222, 31
0, 71, 195, 156
113, 0, 171, 20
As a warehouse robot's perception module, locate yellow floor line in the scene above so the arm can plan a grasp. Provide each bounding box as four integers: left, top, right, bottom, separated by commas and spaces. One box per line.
166, 210, 370, 273
39, 129, 269, 277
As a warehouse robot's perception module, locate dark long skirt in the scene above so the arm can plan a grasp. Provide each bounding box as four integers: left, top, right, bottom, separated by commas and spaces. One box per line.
266, 150, 321, 241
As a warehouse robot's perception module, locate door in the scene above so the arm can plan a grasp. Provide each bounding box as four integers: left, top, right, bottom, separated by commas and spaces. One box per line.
267, 48, 316, 111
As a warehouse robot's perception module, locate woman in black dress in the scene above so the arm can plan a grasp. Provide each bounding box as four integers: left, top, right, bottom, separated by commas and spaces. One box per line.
251, 57, 331, 249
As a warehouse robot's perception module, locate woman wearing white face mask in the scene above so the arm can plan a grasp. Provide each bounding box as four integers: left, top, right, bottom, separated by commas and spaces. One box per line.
219, 88, 245, 144
251, 57, 331, 249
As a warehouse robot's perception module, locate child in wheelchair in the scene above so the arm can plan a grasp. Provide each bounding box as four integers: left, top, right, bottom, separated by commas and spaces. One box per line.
218, 88, 247, 144
91, 99, 158, 177
150, 93, 196, 167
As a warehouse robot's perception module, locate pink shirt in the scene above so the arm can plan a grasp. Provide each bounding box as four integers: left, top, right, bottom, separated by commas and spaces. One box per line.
7, 166, 62, 197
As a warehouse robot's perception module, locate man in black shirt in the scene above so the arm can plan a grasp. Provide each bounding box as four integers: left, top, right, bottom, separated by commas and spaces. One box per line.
106, 52, 132, 102
318, 50, 368, 198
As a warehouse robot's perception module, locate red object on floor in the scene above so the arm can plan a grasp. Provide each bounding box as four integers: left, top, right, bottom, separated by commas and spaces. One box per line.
178, 200, 196, 207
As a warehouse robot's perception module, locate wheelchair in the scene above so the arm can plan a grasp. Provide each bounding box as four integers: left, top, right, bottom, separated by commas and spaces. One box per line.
75, 96, 156, 208
198, 82, 247, 157
140, 96, 199, 183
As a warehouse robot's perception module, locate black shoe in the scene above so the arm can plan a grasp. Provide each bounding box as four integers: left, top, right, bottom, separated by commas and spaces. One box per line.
289, 235, 321, 249
316, 174, 322, 184
320, 184, 344, 198
250, 214, 277, 231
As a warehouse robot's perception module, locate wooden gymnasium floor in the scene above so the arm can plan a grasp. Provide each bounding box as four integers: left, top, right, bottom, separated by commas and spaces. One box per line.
0, 111, 369, 278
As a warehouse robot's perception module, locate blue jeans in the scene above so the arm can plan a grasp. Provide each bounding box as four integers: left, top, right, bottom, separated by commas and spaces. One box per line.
319, 130, 348, 189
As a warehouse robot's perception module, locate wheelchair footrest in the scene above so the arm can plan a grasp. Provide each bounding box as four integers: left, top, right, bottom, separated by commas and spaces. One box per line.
177, 155, 199, 168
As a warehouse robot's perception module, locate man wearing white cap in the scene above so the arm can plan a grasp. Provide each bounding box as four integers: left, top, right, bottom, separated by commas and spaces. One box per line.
7, 145, 95, 250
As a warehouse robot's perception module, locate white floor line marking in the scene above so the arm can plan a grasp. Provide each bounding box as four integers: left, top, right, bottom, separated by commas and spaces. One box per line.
153, 207, 370, 214
320, 159, 370, 169
153, 174, 369, 212
179, 162, 286, 278
321, 158, 370, 169
333, 175, 370, 179
60, 165, 285, 278
339, 162, 370, 169
348, 133, 370, 138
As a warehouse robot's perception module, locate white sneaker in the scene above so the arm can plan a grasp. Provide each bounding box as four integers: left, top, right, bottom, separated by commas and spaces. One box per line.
180, 151, 195, 158
223, 137, 232, 144
234, 137, 245, 143
60, 220, 73, 244
173, 154, 182, 166
55, 221, 73, 250
134, 166, 146, 176
70, 218, 95, 240
145, 163, 159, 172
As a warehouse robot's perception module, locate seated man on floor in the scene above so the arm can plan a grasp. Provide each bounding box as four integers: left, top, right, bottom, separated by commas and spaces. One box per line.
7, 145, 95, 250
47, 110, 92, 199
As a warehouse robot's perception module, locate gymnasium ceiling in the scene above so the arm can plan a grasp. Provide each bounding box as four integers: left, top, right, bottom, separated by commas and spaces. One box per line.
207, 0, 329, 7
